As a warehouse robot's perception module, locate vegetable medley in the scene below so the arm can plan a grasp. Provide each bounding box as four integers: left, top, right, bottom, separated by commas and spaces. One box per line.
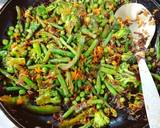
0, 0, 160, 127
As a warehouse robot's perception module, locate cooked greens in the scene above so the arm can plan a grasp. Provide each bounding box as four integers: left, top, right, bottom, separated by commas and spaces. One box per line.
0, 0, 159, 128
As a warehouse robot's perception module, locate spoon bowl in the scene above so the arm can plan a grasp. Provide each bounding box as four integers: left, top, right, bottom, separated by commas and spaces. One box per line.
115, 3, 156, 48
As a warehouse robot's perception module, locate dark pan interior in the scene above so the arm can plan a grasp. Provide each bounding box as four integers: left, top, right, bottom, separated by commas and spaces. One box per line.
0, 0, 160, 128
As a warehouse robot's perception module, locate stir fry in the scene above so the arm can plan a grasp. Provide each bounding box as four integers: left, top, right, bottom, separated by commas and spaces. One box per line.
0, 0, 160, 127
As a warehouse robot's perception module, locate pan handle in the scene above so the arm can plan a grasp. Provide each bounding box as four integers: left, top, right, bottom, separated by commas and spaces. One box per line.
0, 0, 13, 14
150, 0, 160, 9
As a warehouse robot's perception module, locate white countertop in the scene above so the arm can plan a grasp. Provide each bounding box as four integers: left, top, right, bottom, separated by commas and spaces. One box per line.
0, 1, 17, 128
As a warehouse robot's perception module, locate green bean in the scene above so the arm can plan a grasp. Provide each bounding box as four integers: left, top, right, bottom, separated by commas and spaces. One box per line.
152, 73, 160, 81
49, 22, 64, 30
57, 69, 70, 97
67, 35, 73, 44
38, 31, 62, 47
95, 74, 101, 94
43, 50, 51, 63
0, 95, 19, 105
51, 48, 75, 58
81, 28, 97, 39
103, 30, 114, 46
49, 57, 70, 63
79, 121, 92, 128
22, 76, 37, 90
59, 36, 85, 70
28, 64, 55, 69
26, 22, 40, 39
4, 86, 24, 92
101, 64, 115, 69
83, 39, 98, 57
87, 99, 104, 105
16, 6, 21, 20
63, 106, 75, 118
104, 81, 117, 96
60, 37, 76, 55
60, 108, 93, 128
0, 96, 60, 115
156, 35, 160, 60
40, 44, 48, 54
66, 71, 74, 94
100, 67, 117, 75
0, 69, 19, 84
26, 104, 61, 115
33, 42, 41, 57
63, 98, 103, 119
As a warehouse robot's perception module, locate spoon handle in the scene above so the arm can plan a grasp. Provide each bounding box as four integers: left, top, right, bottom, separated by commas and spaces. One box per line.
138, 58, 160, 128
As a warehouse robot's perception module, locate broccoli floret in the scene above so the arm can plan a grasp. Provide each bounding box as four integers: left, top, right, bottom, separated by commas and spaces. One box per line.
119, 77, 140, 88
122, 51, 133, 62
36, 5, 48, 19
122, 51, 137, 65
113, 27, 130, 39
93, 110, 110, 128
119, 62, 134, 75
116, 63, 140, 88
36, 88, 61, 105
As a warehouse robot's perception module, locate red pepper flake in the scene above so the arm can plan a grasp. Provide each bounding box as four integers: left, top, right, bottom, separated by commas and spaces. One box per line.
71, 69, 83, 80
34, 66, 42, 74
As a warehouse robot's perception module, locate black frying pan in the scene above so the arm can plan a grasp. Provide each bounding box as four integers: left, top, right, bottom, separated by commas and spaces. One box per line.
0, 0, 160, 128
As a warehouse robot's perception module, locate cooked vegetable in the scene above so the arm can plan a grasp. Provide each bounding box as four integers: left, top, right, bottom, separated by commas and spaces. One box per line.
93, 110, 110, 128
0, 0, 159, 127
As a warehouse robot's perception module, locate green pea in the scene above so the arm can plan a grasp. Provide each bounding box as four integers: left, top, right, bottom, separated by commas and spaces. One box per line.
147, 63, 152, 70
104, 47, 108, 53
9, 26, 14, 31
81, 97, 85, 102
96, 104, 102, 109
26, 60, 32, 66
100, 89, 104, 94
147, 56, 152, 61
2, 39, 9, 45
64, 97, 69, 104
93, 3, 98, 8
14, 28, 19, 33
120, 97, 125, 103
72, 100, 77, 105
149, 48, 154, 53
100, 58, 105, 64
77, 80, 82, 88
7, 31, 13, 36
80, 92, 85, 98
102, 84, 106, 89
60, 30, 65, 35
19, 89, 26, 95
7, 67, 15, 73
42, 67, 48, 74
76, 96, 81, 102
43, 15, 48, 19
